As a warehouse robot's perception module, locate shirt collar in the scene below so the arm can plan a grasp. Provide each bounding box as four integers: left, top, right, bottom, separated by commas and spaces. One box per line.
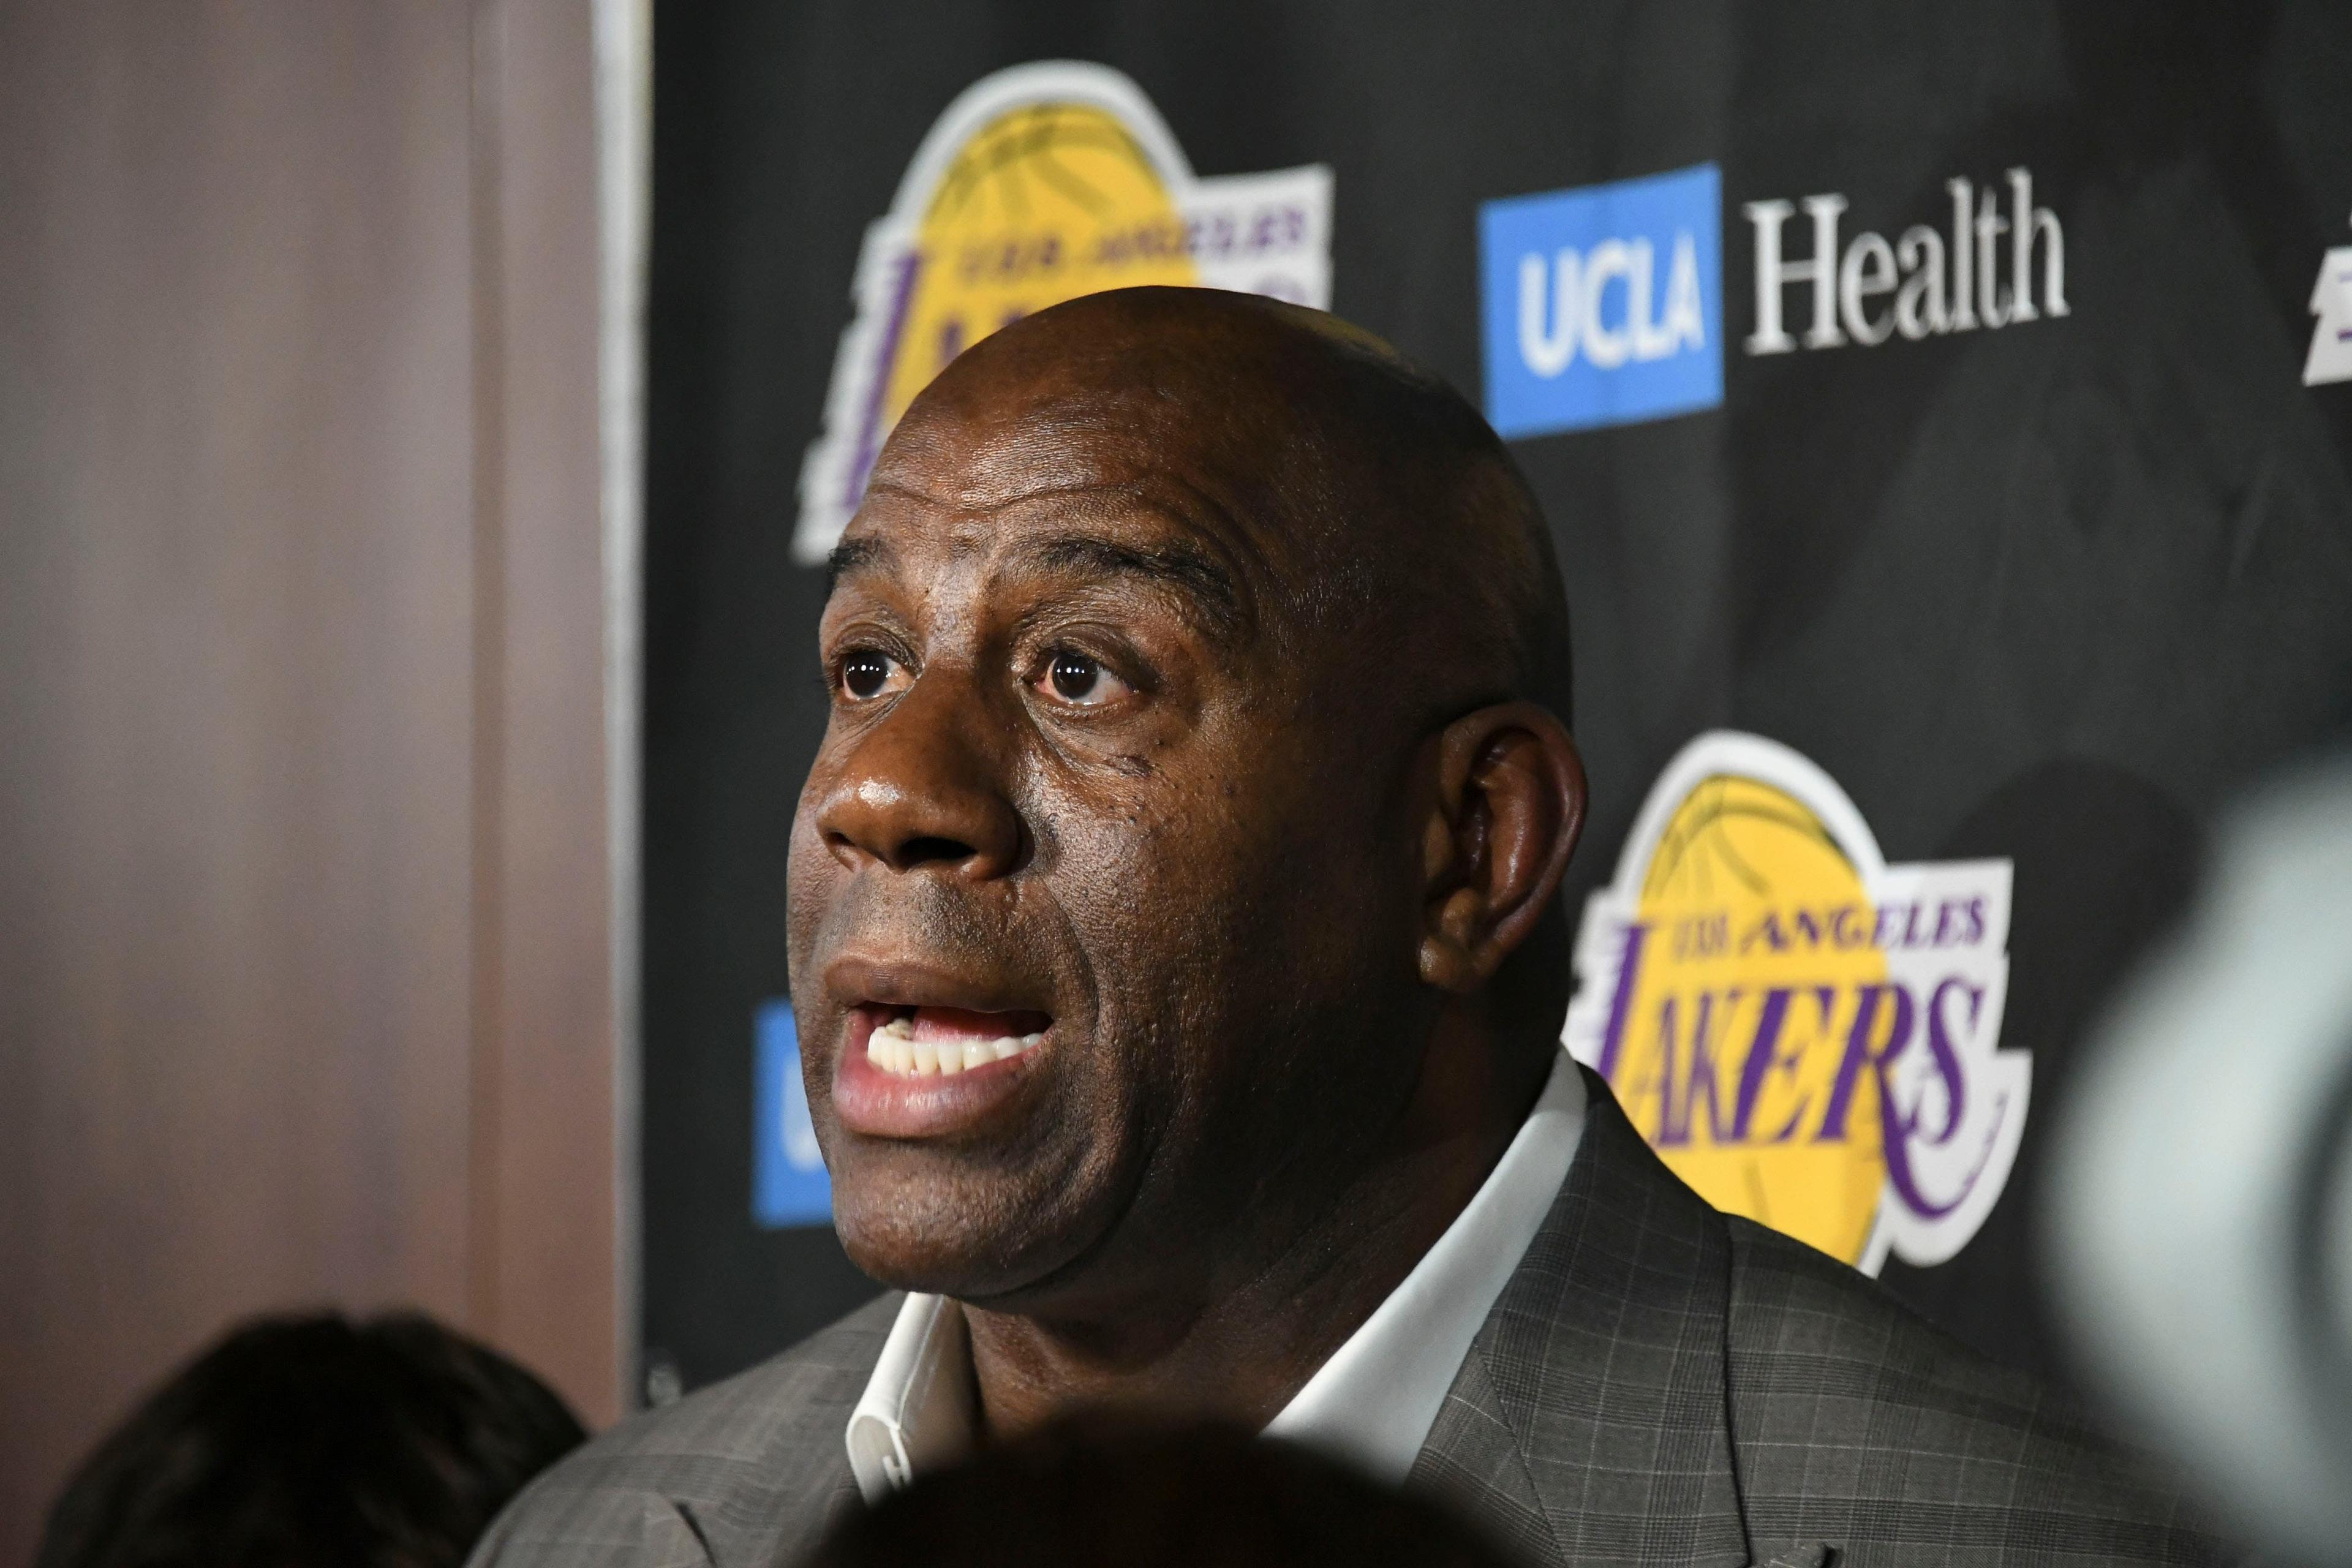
1262, 1048, 1586, 1480
845, 1291, 976, 1499
845, 1048, 1587, 1500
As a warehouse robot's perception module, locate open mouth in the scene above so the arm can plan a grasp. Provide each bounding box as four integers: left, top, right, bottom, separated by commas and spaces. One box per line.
860, 1004, 1052, 1078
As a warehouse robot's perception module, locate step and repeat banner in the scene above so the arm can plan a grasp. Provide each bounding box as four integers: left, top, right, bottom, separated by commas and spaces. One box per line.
639, 0, 2352, 1403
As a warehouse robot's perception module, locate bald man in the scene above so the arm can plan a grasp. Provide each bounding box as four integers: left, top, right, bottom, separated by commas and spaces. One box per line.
475, 290, 2225, 1567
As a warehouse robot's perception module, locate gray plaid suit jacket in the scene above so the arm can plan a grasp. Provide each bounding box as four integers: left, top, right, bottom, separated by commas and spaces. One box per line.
474, 1071, 2227, 1567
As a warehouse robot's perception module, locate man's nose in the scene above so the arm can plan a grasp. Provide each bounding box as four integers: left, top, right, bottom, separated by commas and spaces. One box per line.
814, 677, 1023, 880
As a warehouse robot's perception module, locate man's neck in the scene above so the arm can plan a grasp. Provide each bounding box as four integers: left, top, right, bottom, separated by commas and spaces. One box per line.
959, 1027, 1551, 1442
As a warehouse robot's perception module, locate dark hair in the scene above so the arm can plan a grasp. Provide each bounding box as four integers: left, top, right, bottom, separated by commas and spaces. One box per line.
802, 1417, 1518, 1568
37, 1311, 586, 1568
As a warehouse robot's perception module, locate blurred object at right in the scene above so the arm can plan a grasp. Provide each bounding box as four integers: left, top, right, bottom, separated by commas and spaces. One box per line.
2049, 757, 2352, 1568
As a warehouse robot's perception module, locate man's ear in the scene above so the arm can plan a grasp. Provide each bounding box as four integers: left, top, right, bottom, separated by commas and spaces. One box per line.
1417, 702, 1587, 993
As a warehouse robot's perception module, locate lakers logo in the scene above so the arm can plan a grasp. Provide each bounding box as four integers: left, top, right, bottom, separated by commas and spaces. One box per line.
1565, 733, 2027, 1272
795, 61, 1333, 561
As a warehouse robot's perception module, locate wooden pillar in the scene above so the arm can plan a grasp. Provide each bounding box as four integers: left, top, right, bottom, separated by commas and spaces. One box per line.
0, 2, 635, 1555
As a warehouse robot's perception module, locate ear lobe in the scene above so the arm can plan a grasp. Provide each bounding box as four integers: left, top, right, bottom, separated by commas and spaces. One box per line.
1416, 703, 1587, 995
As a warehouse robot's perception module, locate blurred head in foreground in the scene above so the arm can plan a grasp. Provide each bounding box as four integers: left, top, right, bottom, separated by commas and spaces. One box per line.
803, 1418, 1517, 1568
38, 1311, 586, 1568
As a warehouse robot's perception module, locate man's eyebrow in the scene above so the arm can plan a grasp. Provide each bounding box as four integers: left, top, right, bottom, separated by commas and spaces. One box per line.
825, 537, 893, 595
1017, 533, 1246, 639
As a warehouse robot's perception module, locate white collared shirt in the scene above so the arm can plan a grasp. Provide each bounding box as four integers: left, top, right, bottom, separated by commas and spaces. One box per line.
845, 1047, 1587, 1499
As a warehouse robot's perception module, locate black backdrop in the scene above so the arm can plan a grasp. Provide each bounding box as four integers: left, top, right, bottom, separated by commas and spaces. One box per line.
640, 0, 2352, 1404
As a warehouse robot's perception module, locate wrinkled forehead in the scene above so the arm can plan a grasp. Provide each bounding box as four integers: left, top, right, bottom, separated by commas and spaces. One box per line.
859, 377, 1354, 613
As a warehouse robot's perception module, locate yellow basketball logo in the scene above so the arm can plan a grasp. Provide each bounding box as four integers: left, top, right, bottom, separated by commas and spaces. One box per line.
1566, 733, 2027, 1273
880, 103, 1199, 429
796, 62, 1332, 561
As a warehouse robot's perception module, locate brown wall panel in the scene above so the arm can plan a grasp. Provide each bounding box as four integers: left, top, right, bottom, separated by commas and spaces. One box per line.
0, 1, 623, 1556
472, 0, 623, 1428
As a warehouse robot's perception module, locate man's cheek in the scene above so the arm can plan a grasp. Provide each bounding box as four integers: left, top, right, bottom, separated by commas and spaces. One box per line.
783, 817, 833, 954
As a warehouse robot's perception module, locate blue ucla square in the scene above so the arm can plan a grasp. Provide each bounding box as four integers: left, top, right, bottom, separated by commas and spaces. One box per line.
1479, 162, 1723, 438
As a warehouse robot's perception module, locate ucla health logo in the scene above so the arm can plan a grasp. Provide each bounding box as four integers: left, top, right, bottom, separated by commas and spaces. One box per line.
1564, 732, 2028, 1273
1479, 163, 1723, 437
1483, 164, 2075, 438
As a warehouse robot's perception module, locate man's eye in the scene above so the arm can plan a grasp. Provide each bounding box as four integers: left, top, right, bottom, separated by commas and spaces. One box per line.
1038, 650, 1129, 707
840, 650, 897, 700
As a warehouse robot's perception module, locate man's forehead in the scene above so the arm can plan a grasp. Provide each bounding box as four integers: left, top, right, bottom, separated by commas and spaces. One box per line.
858, 398, 1287, 568
876, 386, 1223, 506
837, 291, 1442, 638
835, 473, 1257, 648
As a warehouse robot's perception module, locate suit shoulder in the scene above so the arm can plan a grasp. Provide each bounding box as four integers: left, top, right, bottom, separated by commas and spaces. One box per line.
469, 1294, 900, 1567
1722, 1219, 2226, 1563
549, 1290, 897, 1475
1724, 1216, 2048, 1414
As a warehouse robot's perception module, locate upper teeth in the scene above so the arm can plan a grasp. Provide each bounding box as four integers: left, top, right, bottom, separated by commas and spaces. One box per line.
865, 1014, 1044, 1077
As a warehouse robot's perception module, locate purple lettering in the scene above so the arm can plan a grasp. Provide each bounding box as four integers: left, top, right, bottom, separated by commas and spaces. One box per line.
1659, 990, 1740, 1146
1740, 911, 1787, 953
1732, 985, 1831, 1142
1692, 990, 1738, 1141
1915, 977, 1976, 1142
841, 250, 924, 510
1645, 993, 1685, 1145
1817, 982, 1913, 1141
1594, 922, 1648, 1080
1878, 977, 1983, 1218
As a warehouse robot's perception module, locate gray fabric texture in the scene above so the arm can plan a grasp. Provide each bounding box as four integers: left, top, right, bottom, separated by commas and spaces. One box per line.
472, 1072, 2229, 1567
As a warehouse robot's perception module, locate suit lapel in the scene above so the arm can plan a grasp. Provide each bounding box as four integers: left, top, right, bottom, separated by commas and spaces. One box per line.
1413, 1069, 1752, 1568
1415, 1344, 1561, 1563
667, 1297, 899, 1568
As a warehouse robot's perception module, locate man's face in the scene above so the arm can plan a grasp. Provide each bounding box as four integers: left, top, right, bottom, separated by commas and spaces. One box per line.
785, 397, 1434, 1308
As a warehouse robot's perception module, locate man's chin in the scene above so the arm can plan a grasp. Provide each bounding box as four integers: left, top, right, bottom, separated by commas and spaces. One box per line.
831, 1185, 1093, 1305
